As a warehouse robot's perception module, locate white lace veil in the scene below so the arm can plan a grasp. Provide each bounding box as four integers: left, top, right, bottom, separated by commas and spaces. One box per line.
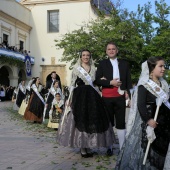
126, 61, 148, 137
73, 52, 95, 70
137, 61, 149, 86
70, 51, 96, 87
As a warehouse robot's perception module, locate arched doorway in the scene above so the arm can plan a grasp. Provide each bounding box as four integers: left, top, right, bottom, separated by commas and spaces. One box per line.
40, 64, 66, 86
46, 74, 52, 82
0, 66, 13, 86
18, 69, 26, 84
46, 72, 61, 89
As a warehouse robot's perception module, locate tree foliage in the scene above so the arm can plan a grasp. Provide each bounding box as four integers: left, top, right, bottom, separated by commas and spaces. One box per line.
55, 0, 170, 83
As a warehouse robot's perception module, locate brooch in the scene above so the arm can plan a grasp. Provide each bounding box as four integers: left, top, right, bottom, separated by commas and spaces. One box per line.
155, 87, 160, 92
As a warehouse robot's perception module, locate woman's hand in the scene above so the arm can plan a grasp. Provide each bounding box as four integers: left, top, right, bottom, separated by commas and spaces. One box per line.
125, 92, 129, 100
126, 99, 131, 107
100, 77, 106, 80
147, 119, 158, 128
65, 100, 71, 107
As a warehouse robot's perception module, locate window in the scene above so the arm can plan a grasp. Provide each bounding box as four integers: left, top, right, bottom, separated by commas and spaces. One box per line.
48, 10, 59, 33
3, 34, 8, 46
20, 40, 24, 50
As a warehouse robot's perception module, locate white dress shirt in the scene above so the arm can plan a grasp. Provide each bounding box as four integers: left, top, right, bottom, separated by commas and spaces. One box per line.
110, 58, 124, 95
110, 58, 120, 80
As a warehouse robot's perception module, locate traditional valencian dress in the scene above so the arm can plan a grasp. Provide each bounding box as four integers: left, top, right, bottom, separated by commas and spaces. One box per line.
18, 80, 33, 116
12, 88, 19, 111
25, 79, 34, 102
47, 98, 64, 129
16, 83, 26, 108
24, 84, 45, 123
58, 59, 115, 148
44, 86, 62, 119
116, 61, 170, 170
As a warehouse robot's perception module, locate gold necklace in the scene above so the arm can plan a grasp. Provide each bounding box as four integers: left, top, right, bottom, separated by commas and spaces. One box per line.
82, 65, 90, 73
152, 79, 161, 86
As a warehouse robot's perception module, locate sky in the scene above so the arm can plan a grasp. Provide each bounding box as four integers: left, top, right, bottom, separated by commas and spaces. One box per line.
121, 0, 170, 13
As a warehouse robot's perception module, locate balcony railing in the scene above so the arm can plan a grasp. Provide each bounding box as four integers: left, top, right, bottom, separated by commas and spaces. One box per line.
0, 48, 34, 64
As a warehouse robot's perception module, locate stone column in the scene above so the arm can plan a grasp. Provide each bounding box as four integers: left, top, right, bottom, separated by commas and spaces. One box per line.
9, 76, 18, 87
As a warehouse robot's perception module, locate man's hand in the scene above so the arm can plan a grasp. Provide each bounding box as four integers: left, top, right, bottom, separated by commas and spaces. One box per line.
110, 78, 122, 87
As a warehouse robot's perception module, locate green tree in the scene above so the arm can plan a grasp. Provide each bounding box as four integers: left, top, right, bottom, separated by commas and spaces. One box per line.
147, 0, 170, 61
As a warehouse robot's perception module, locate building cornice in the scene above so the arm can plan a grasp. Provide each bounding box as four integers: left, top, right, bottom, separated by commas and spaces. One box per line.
1, 25, 12, 33
21, 0, 90, 5
0, 10, 32, 32
15, 0, 31, 11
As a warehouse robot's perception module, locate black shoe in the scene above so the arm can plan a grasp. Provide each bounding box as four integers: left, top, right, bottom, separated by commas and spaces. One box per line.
106, 148, 113, 156
85, 148, 93, 157
87, 152, 93, 157
81, 152, 89, 158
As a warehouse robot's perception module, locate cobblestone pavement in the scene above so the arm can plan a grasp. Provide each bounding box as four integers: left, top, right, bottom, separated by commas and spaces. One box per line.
0, 101, 118, 170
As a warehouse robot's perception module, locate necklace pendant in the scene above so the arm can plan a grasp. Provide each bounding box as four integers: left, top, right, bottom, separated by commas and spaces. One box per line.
155, 87, 160, 92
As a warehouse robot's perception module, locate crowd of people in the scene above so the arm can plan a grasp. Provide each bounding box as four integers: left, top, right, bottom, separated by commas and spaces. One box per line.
0, 85, 16, 102
11, 72, 65, 129
1, 41, 170, 169
0, 41, 30, 56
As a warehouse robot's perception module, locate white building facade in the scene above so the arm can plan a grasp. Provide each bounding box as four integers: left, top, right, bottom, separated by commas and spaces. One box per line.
0, 0, 32, 86
21, 0, 99, 86
0, 0, 109, 87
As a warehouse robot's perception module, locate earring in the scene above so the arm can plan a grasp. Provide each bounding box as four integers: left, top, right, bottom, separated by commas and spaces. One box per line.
149, 72, 153, 79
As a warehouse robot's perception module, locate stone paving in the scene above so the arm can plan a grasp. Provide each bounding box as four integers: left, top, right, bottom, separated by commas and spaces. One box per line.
0, 101, 118, 170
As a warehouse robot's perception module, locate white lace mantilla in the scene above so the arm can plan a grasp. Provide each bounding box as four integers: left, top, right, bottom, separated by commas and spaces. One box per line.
19, 84, 26, 94
49, 87, 61, 96
52, 98, 64, 108
26, 80, 33, 91
70, 65, 96, 87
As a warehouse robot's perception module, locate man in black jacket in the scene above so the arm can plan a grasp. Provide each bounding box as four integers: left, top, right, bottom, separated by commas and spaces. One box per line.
46, 71, 61, 90
96, 41, 132, 155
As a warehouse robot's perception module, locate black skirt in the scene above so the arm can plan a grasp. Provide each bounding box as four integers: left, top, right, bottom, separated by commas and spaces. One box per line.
72, 85, 110, 134
16, 89, 26, 107
29, 91, 44, 119
45, 93, 54, 119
